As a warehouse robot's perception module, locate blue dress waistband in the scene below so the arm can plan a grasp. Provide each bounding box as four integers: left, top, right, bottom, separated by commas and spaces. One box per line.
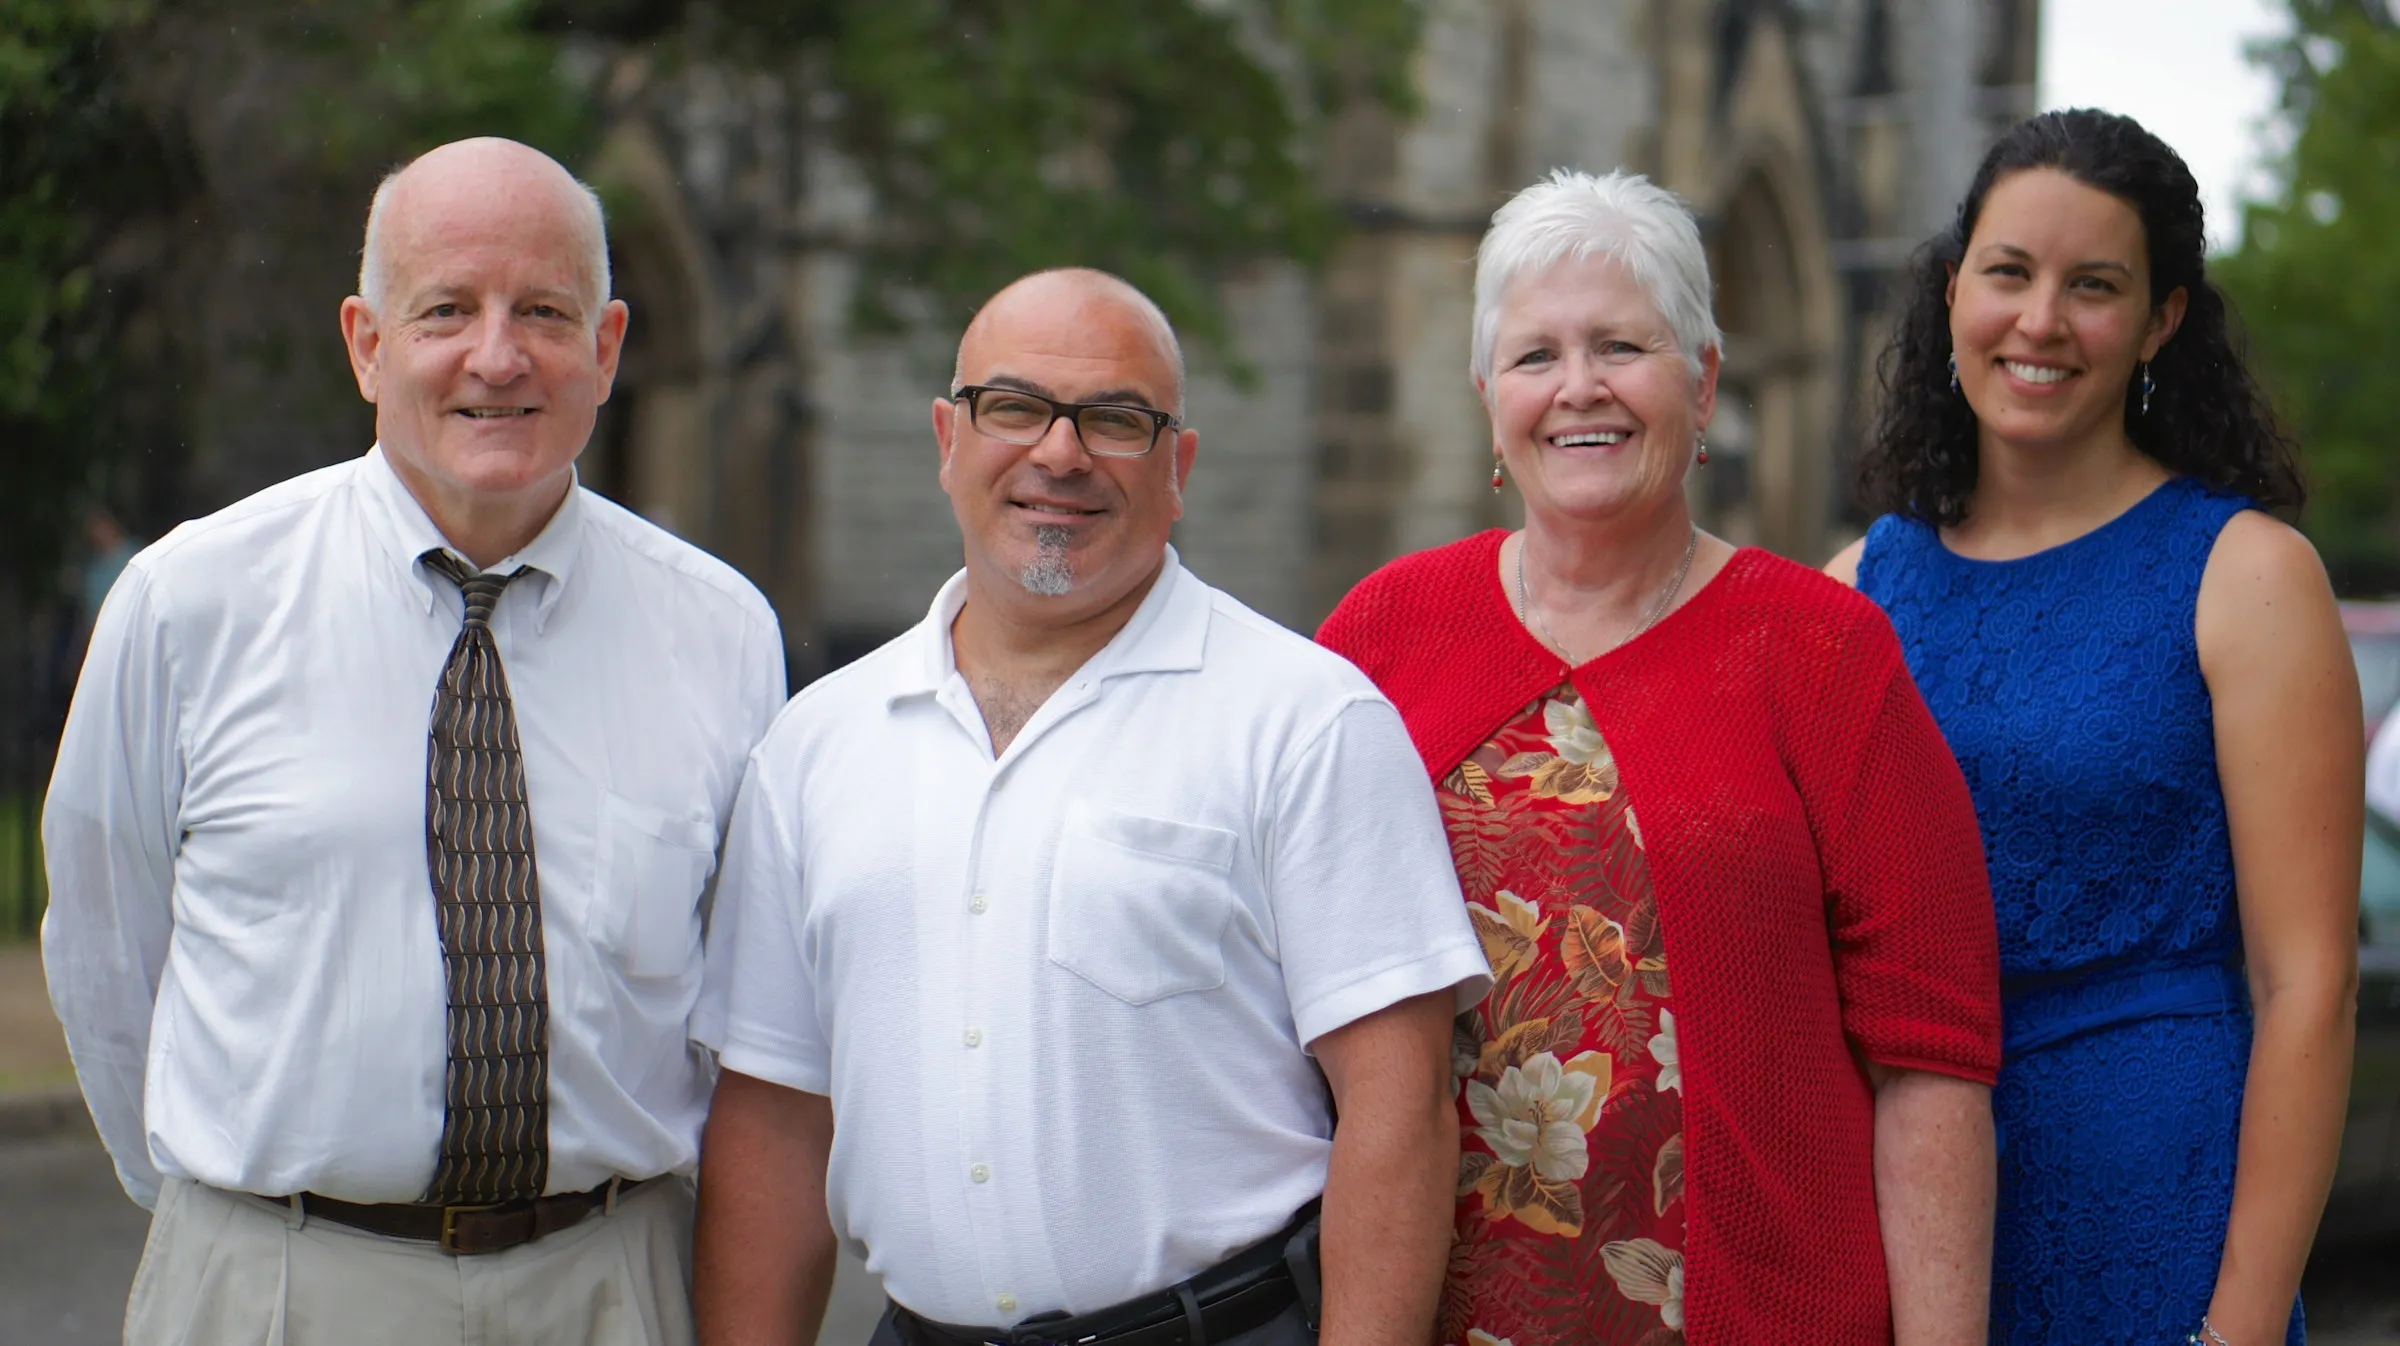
2001, 957, 2248, 1062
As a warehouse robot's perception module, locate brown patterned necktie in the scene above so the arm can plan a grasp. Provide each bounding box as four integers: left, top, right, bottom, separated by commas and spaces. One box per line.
420, 549, 550, 1205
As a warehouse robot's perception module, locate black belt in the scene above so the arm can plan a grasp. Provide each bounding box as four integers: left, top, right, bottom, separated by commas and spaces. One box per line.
892, 1202, 1322, 1346
278, 1176, 651, 1255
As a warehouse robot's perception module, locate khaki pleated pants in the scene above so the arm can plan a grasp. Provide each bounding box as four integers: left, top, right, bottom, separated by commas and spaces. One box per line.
124, 1176, 696, 1346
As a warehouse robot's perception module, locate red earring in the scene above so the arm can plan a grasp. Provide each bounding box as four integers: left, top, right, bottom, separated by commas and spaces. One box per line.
1491, 462, 1505, 493
1696, 436, 1709, 466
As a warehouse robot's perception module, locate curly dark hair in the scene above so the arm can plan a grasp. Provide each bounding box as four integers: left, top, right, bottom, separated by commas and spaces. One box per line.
1857, 108, 2304, 525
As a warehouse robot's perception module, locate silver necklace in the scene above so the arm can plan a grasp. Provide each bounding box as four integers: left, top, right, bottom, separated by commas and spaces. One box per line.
1515, 524, 1700, 664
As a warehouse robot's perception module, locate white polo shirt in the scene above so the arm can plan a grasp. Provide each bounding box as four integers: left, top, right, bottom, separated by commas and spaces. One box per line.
694, 551, 1488, 1327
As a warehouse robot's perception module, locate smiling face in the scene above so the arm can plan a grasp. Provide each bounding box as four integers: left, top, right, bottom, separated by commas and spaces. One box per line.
1948, 167, 2185, 453
932, 273, 1197, 619
339, 142, 627, 518
1482, 252, 1716, 526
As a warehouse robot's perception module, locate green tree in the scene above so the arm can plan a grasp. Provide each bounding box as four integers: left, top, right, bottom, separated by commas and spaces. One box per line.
2218, 0, 2400, 593
0, 0, 1422, 598
0, 0, 178, 597
541, 0, 1418, 353
0, 0, 596, 599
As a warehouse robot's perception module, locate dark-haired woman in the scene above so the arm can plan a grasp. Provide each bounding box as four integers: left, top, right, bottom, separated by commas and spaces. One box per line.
1830, 108, 2361, 1345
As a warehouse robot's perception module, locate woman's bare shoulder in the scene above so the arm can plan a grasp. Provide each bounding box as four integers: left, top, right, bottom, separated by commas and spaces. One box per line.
1823, 537, 1867, 588
2199, 510, 2333, 625
2196, 508, 2347, 682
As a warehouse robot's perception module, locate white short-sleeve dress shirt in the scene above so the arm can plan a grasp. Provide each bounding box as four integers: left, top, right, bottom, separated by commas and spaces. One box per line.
42, 447, 786, 1208
694, 551, 1489, 1327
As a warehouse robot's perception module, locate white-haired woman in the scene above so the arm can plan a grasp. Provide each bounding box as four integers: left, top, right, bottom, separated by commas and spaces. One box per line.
1319, 170, 2004, 1344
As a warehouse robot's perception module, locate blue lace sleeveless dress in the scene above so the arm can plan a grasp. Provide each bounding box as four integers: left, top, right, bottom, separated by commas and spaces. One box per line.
1860, 476, 2303, 1345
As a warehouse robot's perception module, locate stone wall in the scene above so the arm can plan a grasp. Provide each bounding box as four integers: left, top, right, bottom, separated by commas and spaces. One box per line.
494, 0, 2049, 669
70, 0, 2042, 692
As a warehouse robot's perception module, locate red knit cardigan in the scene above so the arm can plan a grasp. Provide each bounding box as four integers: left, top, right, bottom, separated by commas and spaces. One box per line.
1319, 531, 2002, 1345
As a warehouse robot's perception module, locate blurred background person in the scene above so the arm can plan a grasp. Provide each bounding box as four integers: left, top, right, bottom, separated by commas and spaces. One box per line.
28, 508, 144, 834
1832, 108, 2361, 1346
75, 508, 140, 647
1320, 169, 2004, 1346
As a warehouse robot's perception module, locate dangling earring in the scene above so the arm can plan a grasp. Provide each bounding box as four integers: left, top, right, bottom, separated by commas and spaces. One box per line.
2139, 363, 2155, 417
1491, 460, 1505, 493
1948, 353, 1960, 394
1695, 435, 1709, 466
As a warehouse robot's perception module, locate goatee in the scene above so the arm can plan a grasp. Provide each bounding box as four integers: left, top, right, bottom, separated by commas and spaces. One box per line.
1018, 525, 1075, 596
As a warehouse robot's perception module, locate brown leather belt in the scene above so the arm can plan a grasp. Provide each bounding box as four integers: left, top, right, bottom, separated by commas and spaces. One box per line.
286, 1177, 648, 1255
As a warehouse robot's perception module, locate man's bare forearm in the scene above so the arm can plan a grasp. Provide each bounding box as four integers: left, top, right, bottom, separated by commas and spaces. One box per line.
1314, 992, 1461, 1346
694, 1070, 841, 1346
1872, 1067, 1995, 1346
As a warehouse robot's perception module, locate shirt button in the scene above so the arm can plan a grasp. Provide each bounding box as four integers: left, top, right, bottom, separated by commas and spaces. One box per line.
963, 1027, 984, 1048
969, 894, 989, 914
970, 1163, 990, 1184
997, 1294, 1018, 1314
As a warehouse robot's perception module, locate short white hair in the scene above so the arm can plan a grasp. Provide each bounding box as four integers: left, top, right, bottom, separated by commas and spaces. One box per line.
1471, 168, 1722, 384
356, 162, 612, 322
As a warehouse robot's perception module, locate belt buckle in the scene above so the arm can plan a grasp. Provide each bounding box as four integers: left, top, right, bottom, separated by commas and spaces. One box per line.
438, 1201, 505, 1255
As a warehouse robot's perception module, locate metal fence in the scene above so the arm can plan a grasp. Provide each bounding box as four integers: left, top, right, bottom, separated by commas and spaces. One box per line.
1, 596, 70, 940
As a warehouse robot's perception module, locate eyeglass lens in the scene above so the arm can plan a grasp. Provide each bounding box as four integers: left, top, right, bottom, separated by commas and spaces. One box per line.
970, 390, 1158, 452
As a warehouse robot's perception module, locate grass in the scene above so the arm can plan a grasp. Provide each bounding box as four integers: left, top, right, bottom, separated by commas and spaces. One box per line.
0, 1063, 74, 1095
0, 795, 44, 941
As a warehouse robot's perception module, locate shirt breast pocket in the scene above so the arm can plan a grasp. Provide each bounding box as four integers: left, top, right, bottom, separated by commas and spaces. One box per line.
595, 790, 720, 980
1046, 802, 1241, 1006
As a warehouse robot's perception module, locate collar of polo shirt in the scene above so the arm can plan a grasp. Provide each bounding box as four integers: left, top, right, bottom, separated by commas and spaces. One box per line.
886, 544, 1209, 709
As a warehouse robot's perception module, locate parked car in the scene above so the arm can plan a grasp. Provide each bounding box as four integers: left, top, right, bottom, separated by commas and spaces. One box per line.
2325, 601, 2400, 1241
2346, 601, 2400, 740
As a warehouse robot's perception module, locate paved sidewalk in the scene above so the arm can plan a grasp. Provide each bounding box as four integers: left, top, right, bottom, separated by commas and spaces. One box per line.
0, 1128, 148, 1346
0, 939, 84, 1145
0, 940, 142, 1346
0, 940, 72, 1095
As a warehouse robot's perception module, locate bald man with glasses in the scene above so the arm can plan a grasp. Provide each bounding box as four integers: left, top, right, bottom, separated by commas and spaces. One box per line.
691, 268, 1490, 1346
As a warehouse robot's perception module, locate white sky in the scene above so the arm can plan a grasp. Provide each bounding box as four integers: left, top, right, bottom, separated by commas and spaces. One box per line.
2038, 0, 2290, 251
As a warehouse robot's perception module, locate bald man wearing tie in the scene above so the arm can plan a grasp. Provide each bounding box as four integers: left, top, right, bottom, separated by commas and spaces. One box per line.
41, 137, 784, 1345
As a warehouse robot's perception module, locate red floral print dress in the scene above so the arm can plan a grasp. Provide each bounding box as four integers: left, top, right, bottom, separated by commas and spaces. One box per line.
1439, 681, 1684, 1346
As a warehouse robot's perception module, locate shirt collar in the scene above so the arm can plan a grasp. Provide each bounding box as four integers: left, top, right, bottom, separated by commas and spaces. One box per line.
357, 444, 586, 633
887, 544, 1209, 706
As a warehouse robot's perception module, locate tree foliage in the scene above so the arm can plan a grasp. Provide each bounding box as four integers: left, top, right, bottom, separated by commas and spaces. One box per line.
539, 0, 1420, 354
0, 0, 596, 599
0, 0, 179, 598
267, 0, 597, 174
1, 0, 1421, 596
2217, 0, 2400, 593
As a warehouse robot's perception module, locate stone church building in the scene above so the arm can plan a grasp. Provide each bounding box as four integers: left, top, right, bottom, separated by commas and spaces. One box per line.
576, 0, 2041, 675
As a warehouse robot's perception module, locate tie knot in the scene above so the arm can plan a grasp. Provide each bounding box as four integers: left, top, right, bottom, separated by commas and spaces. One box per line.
422, 550, 524, 628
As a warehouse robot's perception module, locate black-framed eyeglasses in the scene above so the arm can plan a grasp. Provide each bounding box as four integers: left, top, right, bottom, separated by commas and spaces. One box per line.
951, 385, 1178, 458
